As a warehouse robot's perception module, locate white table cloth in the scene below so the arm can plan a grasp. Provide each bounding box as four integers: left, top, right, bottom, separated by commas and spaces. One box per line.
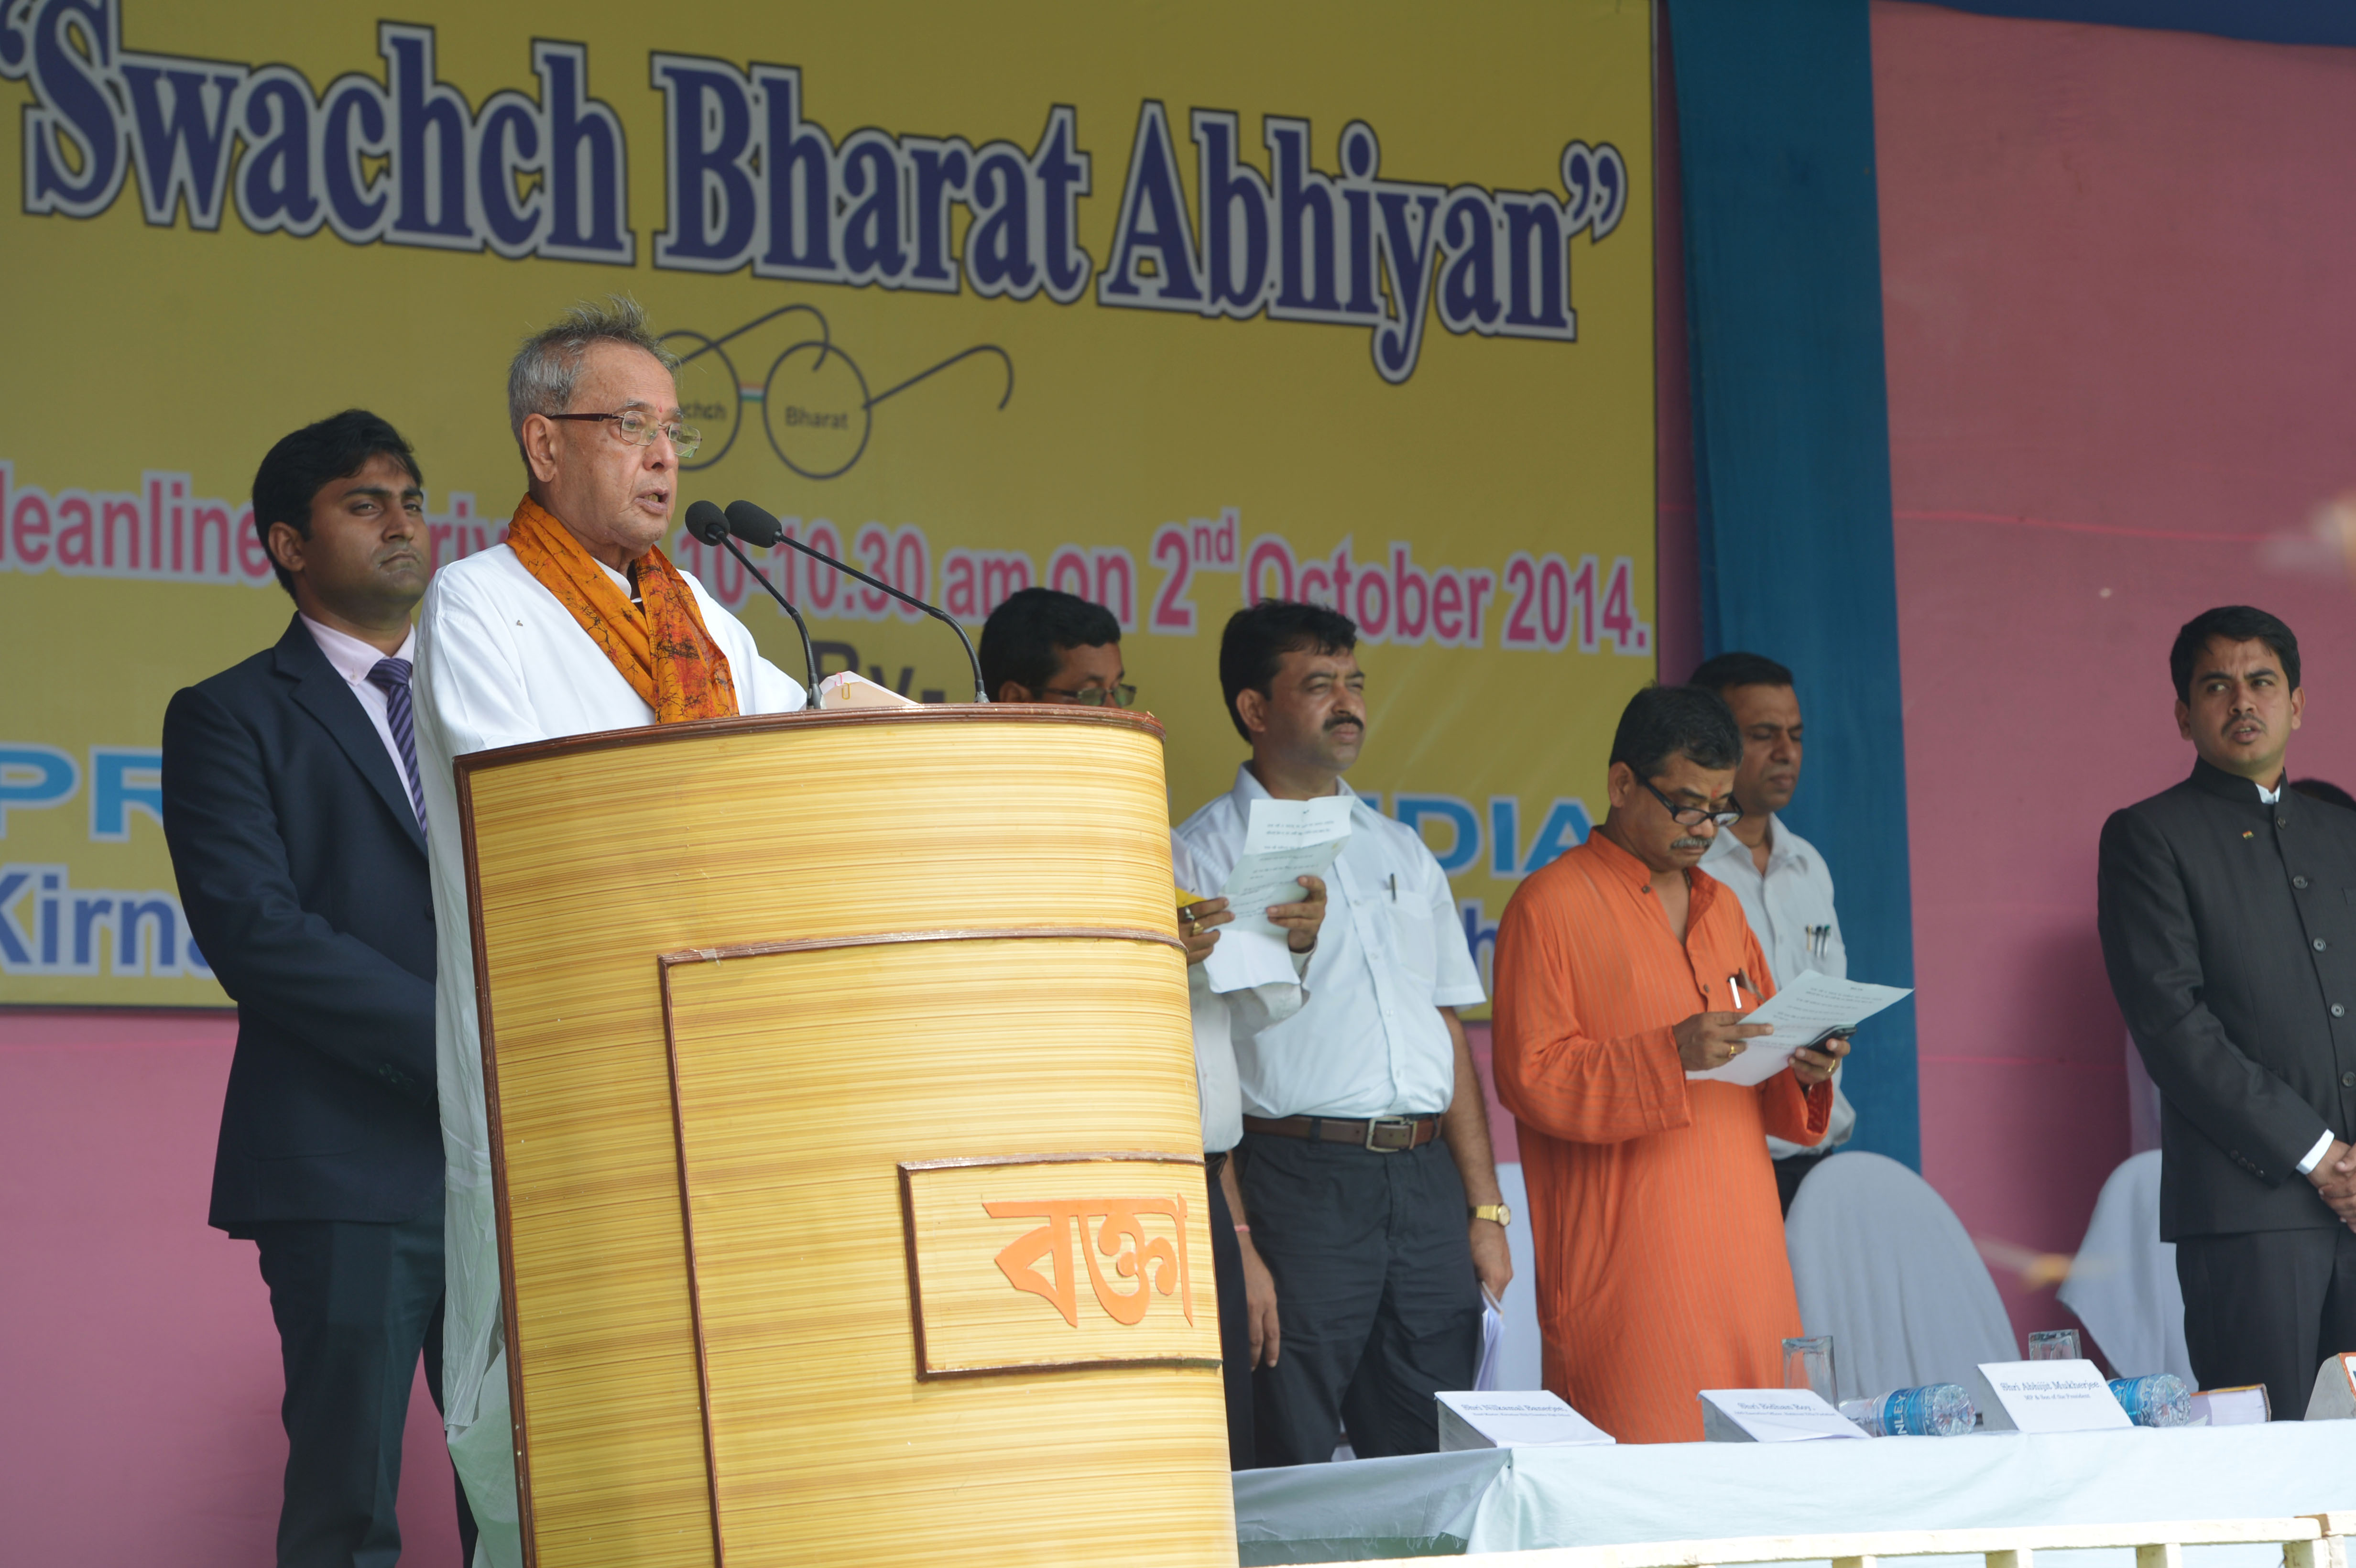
1233, 1422, 2356, 1563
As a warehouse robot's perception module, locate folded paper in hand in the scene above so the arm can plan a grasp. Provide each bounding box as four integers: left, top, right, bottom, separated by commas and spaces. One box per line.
1203, 796, 1351, 992
1205, 799, 1345, 936
1686, 968, 1911, 1087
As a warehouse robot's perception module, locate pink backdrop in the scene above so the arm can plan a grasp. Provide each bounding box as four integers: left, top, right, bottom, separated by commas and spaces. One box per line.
0, 1011, 463, 1565
1874, 0, 2356, 1340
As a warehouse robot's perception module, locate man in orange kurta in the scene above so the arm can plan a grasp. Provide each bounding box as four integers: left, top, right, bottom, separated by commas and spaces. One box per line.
1494, 685, 1845, 1444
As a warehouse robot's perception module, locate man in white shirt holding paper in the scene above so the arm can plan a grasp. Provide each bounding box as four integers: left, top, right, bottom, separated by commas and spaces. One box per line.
1692, 652, 1856, 1212
414, 298, 806, 1562
1175, 600, 1510, 1465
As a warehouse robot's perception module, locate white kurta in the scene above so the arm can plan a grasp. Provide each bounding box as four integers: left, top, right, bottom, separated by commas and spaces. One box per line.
414, 542, 804, 1567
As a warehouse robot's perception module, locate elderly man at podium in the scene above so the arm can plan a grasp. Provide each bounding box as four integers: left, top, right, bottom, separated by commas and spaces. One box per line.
413, 297, 807, 1557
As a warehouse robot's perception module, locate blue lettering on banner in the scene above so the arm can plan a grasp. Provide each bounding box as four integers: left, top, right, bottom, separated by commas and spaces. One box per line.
1487, 795, 1593, 877
0, 744, 79, 836
1460, 898, 1500, 999
5, 2, 634, 264
3, 2, 1627, 384
0, 862, 208, 977
88, 747, 161, 842
1396, 794, 1481, 875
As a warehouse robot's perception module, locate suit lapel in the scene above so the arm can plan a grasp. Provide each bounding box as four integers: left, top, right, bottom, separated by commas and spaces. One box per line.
273, 617, 428, 856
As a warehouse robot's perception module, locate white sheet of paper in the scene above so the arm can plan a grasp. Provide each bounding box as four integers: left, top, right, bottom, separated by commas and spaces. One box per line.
1698, 1388, 1869, 1442
1219, 796, 1352, 942
1201, 926, 1300, 994
1472, 1290, 1504, 1392
1686, 968, 1913, 1087
1972, 1359, 2134, 1433
1438, 1389, 1614, 1448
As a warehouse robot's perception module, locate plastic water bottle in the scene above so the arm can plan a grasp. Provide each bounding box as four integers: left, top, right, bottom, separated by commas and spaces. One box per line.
1837, 1384, 1977, 1437
2108, 1373, 2194, 1427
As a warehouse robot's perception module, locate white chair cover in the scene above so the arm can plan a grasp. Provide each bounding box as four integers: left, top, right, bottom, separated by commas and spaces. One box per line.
2056, 1149, 2193, 1384
1785, 1151, 2018, 1402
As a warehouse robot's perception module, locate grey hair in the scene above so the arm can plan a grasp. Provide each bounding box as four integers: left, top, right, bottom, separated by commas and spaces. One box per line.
507, 295, 679, 440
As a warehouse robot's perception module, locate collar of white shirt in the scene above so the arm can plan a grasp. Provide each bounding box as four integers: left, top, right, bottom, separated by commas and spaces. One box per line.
2258, 780, 2283, 806
1701, 811, 1808, 880
300, 614, 415, 683
596, 557, 641, 602
1229, 760, 1355, 810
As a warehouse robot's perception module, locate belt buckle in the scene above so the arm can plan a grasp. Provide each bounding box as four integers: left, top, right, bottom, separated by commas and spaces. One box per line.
1363, 1115, 1416, 1153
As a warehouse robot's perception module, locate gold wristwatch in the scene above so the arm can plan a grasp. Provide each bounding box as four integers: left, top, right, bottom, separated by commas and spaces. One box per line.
1470, 1203, 1512, 1228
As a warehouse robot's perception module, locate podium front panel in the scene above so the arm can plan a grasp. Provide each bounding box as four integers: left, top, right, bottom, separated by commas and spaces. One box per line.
665, 935, 1225, 1564
458, 709, 1232, 1567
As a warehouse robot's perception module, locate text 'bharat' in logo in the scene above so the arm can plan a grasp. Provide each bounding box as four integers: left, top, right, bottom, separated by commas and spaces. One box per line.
987, 1195, 1195, 1328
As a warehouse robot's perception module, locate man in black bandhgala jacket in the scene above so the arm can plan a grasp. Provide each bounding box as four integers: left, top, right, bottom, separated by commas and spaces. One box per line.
163, 410, 475, 1565
2099, 604, 2356, 1419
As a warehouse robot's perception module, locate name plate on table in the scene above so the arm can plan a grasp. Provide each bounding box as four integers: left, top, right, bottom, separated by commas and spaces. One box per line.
1438, 1390, 1615, 1450
1973, 1360, 2135, 1432
1699, 1388, 1869, 1442
897, 1154, 1221, 1380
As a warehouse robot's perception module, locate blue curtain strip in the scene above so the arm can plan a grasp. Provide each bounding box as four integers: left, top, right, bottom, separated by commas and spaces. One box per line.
1666, 0, 1920, 1168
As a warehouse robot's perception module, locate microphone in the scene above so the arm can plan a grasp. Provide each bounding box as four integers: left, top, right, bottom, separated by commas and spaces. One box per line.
683, 499, 818, 700
724, 499, 988, 704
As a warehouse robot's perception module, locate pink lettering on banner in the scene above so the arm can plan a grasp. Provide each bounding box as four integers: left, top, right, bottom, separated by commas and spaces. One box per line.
1047, 544, 1091, 599
942, 538, 1132, 630
0, 458, 281, 588
12, 493, 47, 570
1244, 533, 1296, 604
1239, 531, 1499, 648
803, 521, 844, 616
0, 455, 1650, 660
1091, 547, 1137, 630
941, 545, 1033, 623
1149, 524, 1196, 633
1498, 551, 1649, 655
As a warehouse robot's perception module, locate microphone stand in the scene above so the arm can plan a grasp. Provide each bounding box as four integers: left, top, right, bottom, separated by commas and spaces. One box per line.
726, 500, 989, 703
683, 501, 818, 698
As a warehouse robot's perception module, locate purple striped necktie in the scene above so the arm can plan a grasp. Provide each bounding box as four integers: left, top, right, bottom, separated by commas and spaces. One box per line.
367, 657, 428, 839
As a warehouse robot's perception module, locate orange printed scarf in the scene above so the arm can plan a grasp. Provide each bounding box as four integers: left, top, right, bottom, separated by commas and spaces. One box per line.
506, 495, 739, 722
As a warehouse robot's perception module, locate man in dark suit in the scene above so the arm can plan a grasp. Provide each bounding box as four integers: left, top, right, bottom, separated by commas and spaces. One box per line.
163, 410, 475, 1564
2099, 604, 2356, 1418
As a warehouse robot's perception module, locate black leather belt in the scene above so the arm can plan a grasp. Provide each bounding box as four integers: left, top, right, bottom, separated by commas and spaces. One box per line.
1243, 1113, 1443, 1153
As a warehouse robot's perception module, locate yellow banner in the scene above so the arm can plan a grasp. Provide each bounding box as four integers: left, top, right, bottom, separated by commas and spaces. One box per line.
0, 0, 1654, 1007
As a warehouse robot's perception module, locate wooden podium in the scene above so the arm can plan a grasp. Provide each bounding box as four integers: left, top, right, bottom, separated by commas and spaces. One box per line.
456, 707, 1233, 1568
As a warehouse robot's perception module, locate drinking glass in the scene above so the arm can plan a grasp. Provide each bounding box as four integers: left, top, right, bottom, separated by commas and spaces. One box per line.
1783, 1335, 1838, 1403
2028, 1329, 2082, 1362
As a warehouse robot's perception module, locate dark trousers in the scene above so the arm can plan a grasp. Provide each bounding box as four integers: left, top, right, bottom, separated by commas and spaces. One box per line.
1774, 1148, 1833, 1216
1238, 1132, 1482, 1465
251, 1209, 479, 1568
1206, 1156, 1254, 1469
2178, 1225, 2356, 1419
